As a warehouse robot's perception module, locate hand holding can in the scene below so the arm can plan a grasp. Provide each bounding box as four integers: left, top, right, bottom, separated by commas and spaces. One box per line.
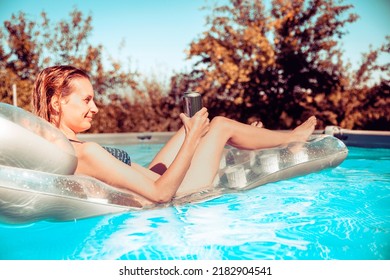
183, 92, 202, 117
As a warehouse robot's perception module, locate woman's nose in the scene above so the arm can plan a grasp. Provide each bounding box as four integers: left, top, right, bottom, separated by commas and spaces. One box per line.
90, 101, 99, 114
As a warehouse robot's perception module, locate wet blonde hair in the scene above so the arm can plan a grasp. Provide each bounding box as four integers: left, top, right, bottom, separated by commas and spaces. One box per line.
32, 65, 90, 127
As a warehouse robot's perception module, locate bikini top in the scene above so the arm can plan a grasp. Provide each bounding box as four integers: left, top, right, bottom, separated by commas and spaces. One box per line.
68, 139, 131, 166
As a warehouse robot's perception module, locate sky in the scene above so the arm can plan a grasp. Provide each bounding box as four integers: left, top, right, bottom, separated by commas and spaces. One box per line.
0, 0, 389, 77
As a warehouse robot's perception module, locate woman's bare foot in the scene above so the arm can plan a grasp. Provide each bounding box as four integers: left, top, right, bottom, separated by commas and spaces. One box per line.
250, 121, 263, 128
289, 116, 317, 143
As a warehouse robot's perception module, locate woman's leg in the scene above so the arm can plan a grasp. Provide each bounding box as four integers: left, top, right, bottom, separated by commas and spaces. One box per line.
175, 116, 316, 195
148, 120, 265, 173
150, 115, 315, 179
224, 116, 317, 149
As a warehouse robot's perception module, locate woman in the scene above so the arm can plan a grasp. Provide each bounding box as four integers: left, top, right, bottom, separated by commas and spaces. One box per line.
32, 65, 317, 203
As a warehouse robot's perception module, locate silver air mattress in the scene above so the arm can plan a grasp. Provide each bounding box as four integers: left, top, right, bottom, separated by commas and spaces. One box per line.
0, 103, 348, 223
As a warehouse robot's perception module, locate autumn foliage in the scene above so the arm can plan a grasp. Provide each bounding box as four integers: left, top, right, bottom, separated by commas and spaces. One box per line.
0, 0, 388, 132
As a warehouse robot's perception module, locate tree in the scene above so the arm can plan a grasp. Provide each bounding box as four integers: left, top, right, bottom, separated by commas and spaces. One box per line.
1, 9, 187, 133
186, 0, 274, 124
2, 3, 388, 132
270, 0, 358, 128
340, 37, 390, 129
0, 12, 42, 109
181, 0, 388, 130
0, 9, 148, 132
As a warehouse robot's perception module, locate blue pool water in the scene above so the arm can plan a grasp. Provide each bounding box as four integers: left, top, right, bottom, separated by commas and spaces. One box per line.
0, 145, 389, 260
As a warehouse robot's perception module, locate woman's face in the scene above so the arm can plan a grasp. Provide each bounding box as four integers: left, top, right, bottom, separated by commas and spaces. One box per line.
59, 77, 98, 134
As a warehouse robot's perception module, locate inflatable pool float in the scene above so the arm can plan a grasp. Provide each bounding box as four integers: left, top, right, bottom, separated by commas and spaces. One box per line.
0, 103, 348, 223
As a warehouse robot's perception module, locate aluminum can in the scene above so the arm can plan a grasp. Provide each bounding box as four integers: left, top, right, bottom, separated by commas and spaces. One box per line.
183, 91, 202, 117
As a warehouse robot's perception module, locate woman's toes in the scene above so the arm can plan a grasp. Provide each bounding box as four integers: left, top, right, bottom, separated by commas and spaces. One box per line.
251, 121, 263, 128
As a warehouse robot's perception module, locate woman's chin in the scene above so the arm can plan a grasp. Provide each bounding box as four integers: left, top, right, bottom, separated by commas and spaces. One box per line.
76, 123, 91, 133
84, 124, 92, 131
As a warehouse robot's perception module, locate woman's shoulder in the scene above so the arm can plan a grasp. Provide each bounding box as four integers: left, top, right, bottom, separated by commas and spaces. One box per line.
73, 141, 105, 159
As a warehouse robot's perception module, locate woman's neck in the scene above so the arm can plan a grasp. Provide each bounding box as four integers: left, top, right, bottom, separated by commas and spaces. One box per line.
59, 124, 77, 141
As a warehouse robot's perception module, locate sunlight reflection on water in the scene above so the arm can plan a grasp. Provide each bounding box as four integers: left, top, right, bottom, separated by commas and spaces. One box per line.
0, 146, 389, 260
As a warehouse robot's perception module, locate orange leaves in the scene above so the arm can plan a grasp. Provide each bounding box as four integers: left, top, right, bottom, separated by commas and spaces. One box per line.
234, 96, 244, 105
1, 1, 388, 131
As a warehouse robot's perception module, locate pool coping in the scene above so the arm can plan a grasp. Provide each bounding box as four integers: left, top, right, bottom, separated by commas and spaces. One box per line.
78, 126, 390, 148
324, 126, 390, 148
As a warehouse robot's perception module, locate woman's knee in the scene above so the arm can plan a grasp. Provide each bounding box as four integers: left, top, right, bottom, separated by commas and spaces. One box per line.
210, 116, 232, 134
210, 116, 227, 127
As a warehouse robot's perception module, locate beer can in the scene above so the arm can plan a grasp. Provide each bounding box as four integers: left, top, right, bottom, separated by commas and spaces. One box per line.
183, 91, 202, 117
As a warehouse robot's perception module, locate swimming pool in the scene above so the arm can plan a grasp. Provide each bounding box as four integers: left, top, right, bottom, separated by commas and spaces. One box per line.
0, 144, 389, 260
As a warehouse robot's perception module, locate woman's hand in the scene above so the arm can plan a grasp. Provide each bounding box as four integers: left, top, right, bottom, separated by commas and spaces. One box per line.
179, 107, 210, 140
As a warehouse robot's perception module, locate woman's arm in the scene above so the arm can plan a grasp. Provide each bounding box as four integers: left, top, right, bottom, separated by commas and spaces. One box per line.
74, 108, 210, 203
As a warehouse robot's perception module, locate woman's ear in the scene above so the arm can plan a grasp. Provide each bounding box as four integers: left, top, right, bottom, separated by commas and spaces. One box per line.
50, 95, 61, 112
48, 95, 61, 127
